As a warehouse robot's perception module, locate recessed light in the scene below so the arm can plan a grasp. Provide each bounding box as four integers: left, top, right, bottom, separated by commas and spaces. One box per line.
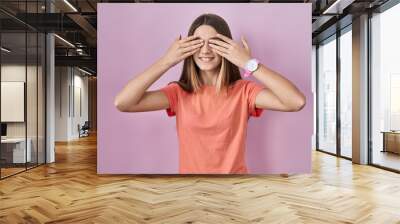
78, 67, 93, 76
54, 34, 75, 48
63, 0, 78, 12
1, 47, 11, 53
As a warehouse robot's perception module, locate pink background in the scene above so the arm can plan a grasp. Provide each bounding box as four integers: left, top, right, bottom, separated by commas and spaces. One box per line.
97, 3, 313, 174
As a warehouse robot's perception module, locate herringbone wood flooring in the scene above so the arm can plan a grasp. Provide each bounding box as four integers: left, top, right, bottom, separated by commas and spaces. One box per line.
1, 133, 400, 224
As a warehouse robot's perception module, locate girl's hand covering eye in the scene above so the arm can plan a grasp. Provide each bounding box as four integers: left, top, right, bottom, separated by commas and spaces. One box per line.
208, 33, 252, 70
161, 35, 204, 68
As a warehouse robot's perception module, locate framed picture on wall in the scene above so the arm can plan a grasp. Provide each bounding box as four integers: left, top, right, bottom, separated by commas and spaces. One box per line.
1, 81, 25, 122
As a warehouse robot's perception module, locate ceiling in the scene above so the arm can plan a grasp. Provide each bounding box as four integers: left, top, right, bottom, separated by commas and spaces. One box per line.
0, 0, 391, 75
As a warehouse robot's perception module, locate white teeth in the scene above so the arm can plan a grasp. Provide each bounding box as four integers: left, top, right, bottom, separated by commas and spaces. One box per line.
200, 57, 213, 62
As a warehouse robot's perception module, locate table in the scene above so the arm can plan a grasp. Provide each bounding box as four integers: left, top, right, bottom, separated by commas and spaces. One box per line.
1, 138, 32, 163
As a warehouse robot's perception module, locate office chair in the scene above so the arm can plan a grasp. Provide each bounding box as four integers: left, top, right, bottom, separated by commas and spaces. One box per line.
78, 121, 90, 138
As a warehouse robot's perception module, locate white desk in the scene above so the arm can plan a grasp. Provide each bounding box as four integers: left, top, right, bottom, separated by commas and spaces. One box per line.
1, 137, 32, 163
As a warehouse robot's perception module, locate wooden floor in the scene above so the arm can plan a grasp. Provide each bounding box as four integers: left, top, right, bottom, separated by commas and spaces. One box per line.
0, 167, 26, 178
1, 133, 400, 224
373, 150, 400, 171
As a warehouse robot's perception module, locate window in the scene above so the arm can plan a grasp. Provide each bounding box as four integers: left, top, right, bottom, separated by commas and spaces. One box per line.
370, 2, 400, 171
317, 35, 337, 154
339, 27, 352, 158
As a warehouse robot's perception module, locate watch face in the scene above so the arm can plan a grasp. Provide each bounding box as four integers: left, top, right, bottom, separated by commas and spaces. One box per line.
247, 59, 258, 72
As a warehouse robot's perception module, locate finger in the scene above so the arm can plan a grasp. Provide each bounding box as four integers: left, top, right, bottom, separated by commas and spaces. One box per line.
216, 33, 235, 45
181, 42, 203, 53
180, 38, 204, 48
211, 48, 227, 57
181, 47, 200, 59
179, 35, 200, 43
208, 39, 230, 49
209, 43, 229, 54
241, 36, 249, 51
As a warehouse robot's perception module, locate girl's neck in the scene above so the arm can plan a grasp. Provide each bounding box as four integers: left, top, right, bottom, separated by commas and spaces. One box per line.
200, 69, 219, 86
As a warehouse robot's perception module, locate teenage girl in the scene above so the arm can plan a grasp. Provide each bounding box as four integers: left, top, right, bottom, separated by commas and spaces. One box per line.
114, 13, 306, 174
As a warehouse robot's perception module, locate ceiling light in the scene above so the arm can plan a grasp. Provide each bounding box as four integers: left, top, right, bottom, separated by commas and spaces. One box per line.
323, 0, 343, 14
63, 0, 78, 12
54, 34, 75, 48
1, 47, 11, 53
78, 67, 93, 76
322, 0, 355, 14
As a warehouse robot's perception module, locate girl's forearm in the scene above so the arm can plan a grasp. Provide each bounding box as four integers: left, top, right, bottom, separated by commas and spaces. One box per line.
114, 57, 171, 110
252, 63, 306, 110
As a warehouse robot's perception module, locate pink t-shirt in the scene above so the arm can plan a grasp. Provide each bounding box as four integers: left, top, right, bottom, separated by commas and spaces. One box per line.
160, 79, 265, 174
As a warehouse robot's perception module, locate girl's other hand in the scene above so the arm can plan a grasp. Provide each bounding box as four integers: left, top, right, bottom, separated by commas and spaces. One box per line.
208, 34, 252, 70
161, 35, 204, 68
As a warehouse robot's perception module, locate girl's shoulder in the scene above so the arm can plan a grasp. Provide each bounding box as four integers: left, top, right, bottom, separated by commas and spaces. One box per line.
164, 81, 184, 91
232, 79, 253, 89
236, 79, 262, 87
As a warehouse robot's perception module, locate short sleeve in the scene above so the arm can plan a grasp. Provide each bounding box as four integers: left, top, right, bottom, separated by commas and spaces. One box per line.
245, 80, 266, 117
160, 82, 179, 117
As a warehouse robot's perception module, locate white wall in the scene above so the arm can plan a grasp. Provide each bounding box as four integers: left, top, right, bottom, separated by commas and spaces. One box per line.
55, 66, 89, 141
55, 66, 69, 141
71, 71, 89, 138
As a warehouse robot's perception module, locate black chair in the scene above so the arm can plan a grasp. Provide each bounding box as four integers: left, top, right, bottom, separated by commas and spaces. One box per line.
78, 121, 90, 138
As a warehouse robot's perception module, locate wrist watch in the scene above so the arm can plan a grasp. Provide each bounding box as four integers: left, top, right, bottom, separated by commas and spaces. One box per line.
243, 58, 259, 77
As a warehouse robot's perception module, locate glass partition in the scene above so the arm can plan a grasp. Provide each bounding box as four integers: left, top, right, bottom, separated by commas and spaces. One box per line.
27, 30, 38, 169
0, 1, 46, 179
38, 32, 45, 165
1, 31, 28, 178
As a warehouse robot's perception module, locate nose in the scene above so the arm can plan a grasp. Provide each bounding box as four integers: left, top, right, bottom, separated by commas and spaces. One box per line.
200, 40, 212, 53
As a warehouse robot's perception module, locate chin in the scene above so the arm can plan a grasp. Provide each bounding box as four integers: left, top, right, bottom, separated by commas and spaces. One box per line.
198, 64, 219, 71
194, 61, 221, 72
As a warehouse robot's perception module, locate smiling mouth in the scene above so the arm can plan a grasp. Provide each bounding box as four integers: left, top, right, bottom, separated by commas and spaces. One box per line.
199, 57, 214, 62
